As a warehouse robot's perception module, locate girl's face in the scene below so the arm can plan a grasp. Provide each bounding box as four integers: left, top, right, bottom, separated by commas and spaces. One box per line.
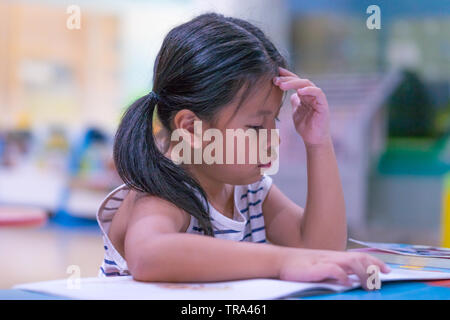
193, 78, 284, 186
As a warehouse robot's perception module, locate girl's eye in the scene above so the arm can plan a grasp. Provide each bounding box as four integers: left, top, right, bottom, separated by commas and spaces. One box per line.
247, 125, 264, 130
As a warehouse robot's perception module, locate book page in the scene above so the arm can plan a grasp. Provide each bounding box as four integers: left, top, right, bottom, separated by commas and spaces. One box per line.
13, 267, 450, 300
14, 276, 350, 300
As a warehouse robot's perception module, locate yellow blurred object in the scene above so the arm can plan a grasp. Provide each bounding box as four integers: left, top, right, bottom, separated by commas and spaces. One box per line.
442, 172, 450, 248
16, 111, 31, 130
398, 265, 424, 270
46, 131, 69, 150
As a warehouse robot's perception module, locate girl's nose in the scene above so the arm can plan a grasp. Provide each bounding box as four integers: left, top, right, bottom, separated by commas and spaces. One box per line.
266, 131, 281, 151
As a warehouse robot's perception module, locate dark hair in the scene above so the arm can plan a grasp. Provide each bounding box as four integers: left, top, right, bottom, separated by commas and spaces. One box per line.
114, 12, 288, 236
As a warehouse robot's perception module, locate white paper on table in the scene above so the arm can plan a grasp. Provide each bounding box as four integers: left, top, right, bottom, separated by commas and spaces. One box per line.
13, 267, 450, 300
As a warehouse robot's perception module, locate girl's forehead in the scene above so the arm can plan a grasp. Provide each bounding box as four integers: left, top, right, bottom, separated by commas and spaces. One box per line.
217, 80, 283, 125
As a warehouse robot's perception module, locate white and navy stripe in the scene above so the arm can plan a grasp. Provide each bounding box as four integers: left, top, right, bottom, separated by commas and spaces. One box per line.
96, 175, 273, 277
186, 175, 272, 244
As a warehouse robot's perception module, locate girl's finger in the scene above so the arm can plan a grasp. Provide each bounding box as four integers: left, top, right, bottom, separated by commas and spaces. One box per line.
275, 76, 300, 82
345, 259, 369, 289
278, 67, 316, 87
276, 78, 314, 91
277, 68, 318, 86
273, 76, 295, 85
293, 100, 310, 125
290, 92, 300, 109
278, 66, 298, 77
368, 256, 391, 274
323, 264, 351, 286
299, 263, 349, 284
299, 95, 322, 114
381, 263, 391, 274
297, 87, 327, 105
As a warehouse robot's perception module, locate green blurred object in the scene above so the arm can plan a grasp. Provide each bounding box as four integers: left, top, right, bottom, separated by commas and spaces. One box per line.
387, 70, 435, 138
377, 136, 450, 175
434, 100, 450, 137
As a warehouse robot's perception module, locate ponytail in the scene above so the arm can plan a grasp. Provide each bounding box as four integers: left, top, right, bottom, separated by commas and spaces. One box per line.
113, 92, 214, 236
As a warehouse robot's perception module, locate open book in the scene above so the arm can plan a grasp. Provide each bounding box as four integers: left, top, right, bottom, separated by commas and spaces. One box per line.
349, 239, 450, 269
351, 248, 450, 269
349, 239, 450, 258
13, 267, 450, 300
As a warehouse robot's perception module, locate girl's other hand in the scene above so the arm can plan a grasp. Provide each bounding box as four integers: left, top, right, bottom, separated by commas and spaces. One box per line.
277, 248, 391, 290
273, 67, 331, 148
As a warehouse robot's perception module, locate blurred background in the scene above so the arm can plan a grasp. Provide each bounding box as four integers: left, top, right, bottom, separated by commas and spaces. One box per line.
1, 0, 450, 289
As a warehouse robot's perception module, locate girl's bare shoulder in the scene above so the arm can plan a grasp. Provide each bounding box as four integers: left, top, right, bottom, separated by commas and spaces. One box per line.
108, 189, 191, 258
128, 190, 191, 233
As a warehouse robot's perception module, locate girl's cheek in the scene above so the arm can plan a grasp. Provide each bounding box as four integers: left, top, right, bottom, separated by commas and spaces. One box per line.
201, 128, 272, 166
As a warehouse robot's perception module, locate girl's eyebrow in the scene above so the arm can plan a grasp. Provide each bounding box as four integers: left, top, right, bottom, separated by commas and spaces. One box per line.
252, 102, 283, 117
254, 110, 273, 116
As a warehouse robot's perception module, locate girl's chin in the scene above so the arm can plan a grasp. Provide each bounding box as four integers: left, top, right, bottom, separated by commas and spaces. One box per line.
234, 172, 265, 186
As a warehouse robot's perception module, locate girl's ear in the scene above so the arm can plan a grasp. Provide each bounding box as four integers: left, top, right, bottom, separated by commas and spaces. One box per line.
173, 109, 199, 134
172, 109, 205, 150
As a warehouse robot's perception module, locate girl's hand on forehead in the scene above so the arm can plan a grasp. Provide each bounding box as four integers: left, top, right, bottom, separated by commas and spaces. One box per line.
273, 67, 331, 147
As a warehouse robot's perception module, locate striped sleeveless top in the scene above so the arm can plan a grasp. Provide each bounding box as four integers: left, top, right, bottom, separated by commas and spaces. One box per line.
96, 174, 273, 277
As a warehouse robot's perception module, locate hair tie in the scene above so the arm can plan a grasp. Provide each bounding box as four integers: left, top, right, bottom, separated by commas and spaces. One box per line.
149, 91, 159, 101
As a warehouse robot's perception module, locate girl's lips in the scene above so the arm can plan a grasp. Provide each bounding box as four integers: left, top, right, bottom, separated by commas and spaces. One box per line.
258, 162, 271, 168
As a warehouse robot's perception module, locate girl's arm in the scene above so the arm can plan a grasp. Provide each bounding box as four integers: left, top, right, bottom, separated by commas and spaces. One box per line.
125, 195, 388, 287
125, 195, 281, 282
263, 67, 346, 250
262, 142, 347, 251
302, 136, 346, 250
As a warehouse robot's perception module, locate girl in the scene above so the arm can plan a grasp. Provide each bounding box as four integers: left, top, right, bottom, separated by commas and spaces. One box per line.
96, 12, 389, 289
